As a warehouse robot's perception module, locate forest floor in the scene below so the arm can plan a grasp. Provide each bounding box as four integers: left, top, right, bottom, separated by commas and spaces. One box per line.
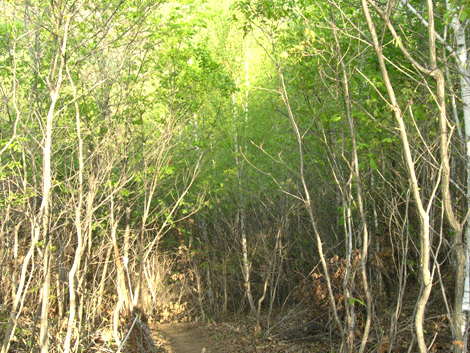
149, 306, 455, 353
154, 322, 218, 353
151, 319, 333, 353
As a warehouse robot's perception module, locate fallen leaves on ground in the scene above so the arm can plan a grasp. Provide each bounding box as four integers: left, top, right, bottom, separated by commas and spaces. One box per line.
151, 317, 333, 353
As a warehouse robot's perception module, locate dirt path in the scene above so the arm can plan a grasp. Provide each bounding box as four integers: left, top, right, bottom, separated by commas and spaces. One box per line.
154, 322, 219, 353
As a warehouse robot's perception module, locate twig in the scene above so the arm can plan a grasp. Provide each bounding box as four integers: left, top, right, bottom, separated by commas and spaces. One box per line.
116, 315, 139, 353
427, 332, 438, 351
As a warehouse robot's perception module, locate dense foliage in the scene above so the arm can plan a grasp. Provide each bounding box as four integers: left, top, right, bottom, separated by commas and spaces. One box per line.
0, 0, 469, 352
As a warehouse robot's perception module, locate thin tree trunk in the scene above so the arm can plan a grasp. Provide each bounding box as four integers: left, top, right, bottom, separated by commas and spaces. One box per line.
63, 59, 85, 353
1, 227, 40, 353
447, 2, 470, 350
360, 2, 433, 351
38, 82, 57, 353
97, 245, 113, 310
388, 1, 470, 348
232, 40, 255, 313
277, 67, 346, 346
330, 7, 372, 350
367, 1, 468, 350
110, 195, 133, 343
200, 216, 215, 308
40, 54, 66, 353
223, 256, 228, 315
38, 5, 71, 350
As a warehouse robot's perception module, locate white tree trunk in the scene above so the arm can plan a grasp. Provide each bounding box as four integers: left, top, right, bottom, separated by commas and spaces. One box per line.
360, 2, 434, 351
231, 39, 255, 313
63, 60, 84, 353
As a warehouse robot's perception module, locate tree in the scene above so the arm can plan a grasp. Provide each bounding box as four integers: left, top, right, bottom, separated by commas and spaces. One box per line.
360, 1, 469, 351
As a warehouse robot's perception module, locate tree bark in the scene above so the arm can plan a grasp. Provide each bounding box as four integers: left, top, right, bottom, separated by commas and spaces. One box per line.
39, 14, 70, 348
360, 2, 433, 351
63, 52, 85, 353
330, 7, 372, 351
232, 40, 256, 312
277, 67, 346, 347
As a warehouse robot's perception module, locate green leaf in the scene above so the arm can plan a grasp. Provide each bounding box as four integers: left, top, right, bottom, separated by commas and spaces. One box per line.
460, 9, 468, 22
330, 115, 341, 122
357, 142, 372, 150
394, 37, 402, 48
348, 297, 365, 306
369, 157, 378, 170
120, 188, 130, 197
132, 117, 143, 125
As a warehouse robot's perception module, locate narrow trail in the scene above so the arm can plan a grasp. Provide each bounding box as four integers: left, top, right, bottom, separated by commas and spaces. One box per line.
154, 322, 219, 353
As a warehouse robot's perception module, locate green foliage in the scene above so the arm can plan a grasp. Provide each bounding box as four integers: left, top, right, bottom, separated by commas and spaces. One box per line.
0, 0, 465, 349
348, 297, 365, 307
